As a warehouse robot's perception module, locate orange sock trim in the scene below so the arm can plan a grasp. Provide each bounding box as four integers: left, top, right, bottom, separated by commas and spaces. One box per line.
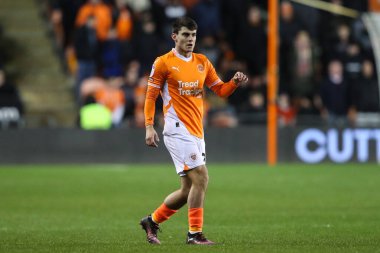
152, 203, 178, 224
188, 207, 203, 232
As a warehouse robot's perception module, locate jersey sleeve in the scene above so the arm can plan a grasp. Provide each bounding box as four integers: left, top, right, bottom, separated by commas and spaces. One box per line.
144, 57, 167, 126
204, 58, 222, 89
147, 57, 167, 89
204, 58, 238, 98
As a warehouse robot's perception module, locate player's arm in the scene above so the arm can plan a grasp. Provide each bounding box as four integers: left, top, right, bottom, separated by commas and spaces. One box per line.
144, 85, 160, 147
210, 72, 249, 97
144, 58, 167, 147
205, 59, 248, 98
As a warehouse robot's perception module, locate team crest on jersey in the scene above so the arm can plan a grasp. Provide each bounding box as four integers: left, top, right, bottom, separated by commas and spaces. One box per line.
190, 153, 197, 161
197, 64, 204, 72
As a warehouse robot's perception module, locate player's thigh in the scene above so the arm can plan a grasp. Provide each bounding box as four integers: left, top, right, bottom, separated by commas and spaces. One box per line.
186, 164, 209, 185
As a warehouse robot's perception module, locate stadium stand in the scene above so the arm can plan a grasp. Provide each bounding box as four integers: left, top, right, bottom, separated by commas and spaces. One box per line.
0, 0, 76, 127
1, 0, 379, 128
0, 23, 24, 128
0, 68, 25, 129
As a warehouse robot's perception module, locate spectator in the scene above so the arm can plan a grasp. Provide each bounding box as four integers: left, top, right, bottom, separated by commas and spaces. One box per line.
318, 0, 351, 56
80, 76, 107, 102
236, 4, 267, 75
114, 0, 133, 41
152, 0, 187, 51
75, 0, 112, 41
198, 35, 220, 66
0, 68, 24, 128
219, 0, 248, 48
288, 30, 318, 99
279, 1, 302, 93
50, 0, 85, 48
342, 42, 363, 83
41, 0, 377, 128
238, 91, 267, 125
292, 1, 319, 39
320, 60, 353, 127
73, 15, 99, 103
351, 60, 380, 126
352, 60, 379, 113
208, 108, 238, 128
80, 96, 112, 130
94, 77, 126, 127
296, 95, 322, 116
132, 16, 162, 74
114, 2, 135, 67
277, 93, 296, 127
121, 61, 140, 125
240, 92, 266, 114
80, 76, 126, 127
207, 91, 238, 128
228, 74, 266, 113
330, 23, 352, 61
188, 0, 222, 39
101, 28, 124, 78
280, 1, 302, 50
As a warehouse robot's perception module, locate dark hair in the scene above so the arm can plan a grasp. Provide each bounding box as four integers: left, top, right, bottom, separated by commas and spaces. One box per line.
83, 95, 97, 105
172, 17, 198, 34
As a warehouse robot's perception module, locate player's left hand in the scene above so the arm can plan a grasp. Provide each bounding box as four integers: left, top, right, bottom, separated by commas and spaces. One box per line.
232, 72, 249, 86
145, 125, 160, 148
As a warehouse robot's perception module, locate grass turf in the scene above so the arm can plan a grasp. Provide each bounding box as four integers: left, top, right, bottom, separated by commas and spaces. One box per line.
0, 164, 379, 253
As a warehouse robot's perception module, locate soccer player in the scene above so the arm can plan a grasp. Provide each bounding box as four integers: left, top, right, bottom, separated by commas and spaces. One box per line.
140, 17, 248, 245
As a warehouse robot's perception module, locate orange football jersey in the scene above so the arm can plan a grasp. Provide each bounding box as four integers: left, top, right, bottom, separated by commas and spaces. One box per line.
145, 49, 237, 138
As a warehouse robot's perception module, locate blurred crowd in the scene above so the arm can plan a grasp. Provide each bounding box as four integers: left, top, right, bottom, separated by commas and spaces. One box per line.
2, 0, 379, 129
0, 24, 24, 129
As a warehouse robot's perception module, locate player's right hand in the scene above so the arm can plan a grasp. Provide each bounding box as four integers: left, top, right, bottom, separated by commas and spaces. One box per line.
232, 72, 249, 86
145, 125, 160, 147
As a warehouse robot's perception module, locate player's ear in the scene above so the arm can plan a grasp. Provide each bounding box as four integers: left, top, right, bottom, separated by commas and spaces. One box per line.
171, 33, 177, 42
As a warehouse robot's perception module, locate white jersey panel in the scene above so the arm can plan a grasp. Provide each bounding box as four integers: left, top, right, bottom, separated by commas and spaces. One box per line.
162, 80, 193, 137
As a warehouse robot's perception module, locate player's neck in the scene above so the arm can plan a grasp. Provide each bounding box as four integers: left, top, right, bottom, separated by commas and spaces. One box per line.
174, 47, 192, 58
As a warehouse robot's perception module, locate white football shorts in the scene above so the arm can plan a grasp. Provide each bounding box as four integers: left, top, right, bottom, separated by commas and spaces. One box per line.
163, 118, 206, 177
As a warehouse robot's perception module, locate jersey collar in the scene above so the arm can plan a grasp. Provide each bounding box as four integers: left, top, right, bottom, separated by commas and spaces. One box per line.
172, 48, 192, 62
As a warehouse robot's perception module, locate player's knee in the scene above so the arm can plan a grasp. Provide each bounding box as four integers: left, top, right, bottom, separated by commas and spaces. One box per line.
199, 174, 209, 190
193, 165, 209, 189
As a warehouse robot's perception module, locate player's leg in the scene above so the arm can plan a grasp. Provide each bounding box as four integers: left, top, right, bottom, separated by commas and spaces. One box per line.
163, 176, 191, 209
150, 176, 191, 225
185, 165, 215, 245
186, 164, 208, 208
140, 172, 191, 244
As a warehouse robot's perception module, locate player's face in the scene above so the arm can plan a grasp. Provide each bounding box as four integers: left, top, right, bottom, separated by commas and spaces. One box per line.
172, 27, 197, 57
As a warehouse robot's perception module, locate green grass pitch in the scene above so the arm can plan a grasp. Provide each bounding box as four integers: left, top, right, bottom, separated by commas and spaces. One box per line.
0, 164, 379, 253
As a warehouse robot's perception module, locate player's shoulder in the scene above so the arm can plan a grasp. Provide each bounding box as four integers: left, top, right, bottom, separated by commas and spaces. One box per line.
154, 51, 176, 66
193, 53, 212, 68
193, 52, 209, 63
